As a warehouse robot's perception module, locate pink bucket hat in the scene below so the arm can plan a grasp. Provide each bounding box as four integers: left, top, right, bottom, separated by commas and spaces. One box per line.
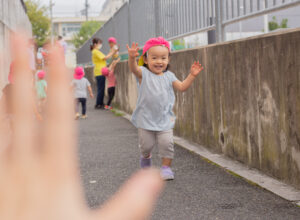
138, 37, 170, 66
74, 67, 85, 79
108, 37, 117, 44
101, 67, 110, 77
37, 70, 46, 79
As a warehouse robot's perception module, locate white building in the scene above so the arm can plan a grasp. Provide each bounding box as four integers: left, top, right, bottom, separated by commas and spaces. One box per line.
53, 16, 108, 41
52, 16, 108, 67
100, 0, 127, 19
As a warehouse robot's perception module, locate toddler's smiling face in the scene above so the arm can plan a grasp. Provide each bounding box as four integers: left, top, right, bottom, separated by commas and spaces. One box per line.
144, 46, 169, 75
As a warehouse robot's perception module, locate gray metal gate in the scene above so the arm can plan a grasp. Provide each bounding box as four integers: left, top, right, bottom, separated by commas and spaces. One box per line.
77, 0, 300, 65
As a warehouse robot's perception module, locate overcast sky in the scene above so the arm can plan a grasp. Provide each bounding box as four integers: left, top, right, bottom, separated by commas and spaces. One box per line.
39, 0, 106, 17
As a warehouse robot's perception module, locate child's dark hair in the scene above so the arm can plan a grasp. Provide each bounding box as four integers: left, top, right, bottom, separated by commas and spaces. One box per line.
142, 52, 171, 72
90, 38, 102, 51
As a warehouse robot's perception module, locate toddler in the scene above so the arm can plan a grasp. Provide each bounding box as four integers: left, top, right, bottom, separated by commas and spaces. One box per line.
72, 67, 94, 119
102, 58, 120, 110
127, 37, 203, 180
108, 37, 120, 61
35, 70, 47, 113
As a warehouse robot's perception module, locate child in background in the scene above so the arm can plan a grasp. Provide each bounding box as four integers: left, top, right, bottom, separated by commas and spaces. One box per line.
102, 58, 120, 110
108, 37, 120, 61
72, 67, 94, 119
127, 37, 204, 180
35, 70, 47, 113
1, 62, 43, 121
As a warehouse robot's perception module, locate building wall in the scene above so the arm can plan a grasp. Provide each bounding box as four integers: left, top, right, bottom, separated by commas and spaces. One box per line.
100, 0, 127, 19
0, 0, 32, 92
85, 28, 300, 189
52, 16, 107, 68
53, 17, 106, 41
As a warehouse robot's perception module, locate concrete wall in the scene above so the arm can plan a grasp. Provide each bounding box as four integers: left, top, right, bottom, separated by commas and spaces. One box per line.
85, 28, 300, 188
0, 0, 32, 91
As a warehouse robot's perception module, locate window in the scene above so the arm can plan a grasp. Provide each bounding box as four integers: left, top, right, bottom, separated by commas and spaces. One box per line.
61, 23, 81, 37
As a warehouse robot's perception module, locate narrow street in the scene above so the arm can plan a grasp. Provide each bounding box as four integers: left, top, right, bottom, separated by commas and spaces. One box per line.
78, 102, 300, 220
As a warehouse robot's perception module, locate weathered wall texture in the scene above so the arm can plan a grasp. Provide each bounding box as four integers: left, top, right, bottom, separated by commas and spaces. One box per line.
85, 28, 300, 188
0, 0, 32, 91
84, 65, 138, 110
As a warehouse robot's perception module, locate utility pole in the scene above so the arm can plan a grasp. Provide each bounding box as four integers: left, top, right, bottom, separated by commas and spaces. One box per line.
85, 0, 89, 21
50, 0, 54, 44
263, 1, 269, 33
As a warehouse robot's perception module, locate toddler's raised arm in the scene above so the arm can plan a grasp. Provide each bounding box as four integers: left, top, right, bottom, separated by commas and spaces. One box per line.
173, 61, 204, 92
127, 43, 142, 79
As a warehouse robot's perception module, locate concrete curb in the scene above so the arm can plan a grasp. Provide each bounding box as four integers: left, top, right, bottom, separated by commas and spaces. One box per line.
116, 109, 300, 205
173, 136, 300, 203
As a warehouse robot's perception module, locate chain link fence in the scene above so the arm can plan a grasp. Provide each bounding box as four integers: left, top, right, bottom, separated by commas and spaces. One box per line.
77, 0, 300, 65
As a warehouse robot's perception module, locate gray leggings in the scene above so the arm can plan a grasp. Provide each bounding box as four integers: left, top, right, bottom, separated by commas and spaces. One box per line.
138, 128, 174, 159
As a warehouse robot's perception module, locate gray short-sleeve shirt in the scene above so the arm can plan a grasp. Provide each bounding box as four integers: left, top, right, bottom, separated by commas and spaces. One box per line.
131, 66, 178, 131
72, 77, 91, 98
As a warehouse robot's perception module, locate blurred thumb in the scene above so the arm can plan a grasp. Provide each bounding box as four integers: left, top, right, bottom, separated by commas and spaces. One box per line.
92, 169, 164, 220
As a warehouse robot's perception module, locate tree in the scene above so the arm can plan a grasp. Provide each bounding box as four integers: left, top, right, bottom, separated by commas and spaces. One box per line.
25, 0, 50, 47
71, 21, 103, 49
268, 16, 288, 31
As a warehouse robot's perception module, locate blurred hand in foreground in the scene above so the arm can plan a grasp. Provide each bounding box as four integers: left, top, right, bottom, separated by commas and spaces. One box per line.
0, 33, 163, 220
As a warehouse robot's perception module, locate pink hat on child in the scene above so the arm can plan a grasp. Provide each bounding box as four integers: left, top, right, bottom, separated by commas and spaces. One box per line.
142, 37, 170, 55
37, 70, 46, 79
74, 67, 85, 79
101, 67, 110, 77
108, 37, 117, 44
138, 37, 170, 66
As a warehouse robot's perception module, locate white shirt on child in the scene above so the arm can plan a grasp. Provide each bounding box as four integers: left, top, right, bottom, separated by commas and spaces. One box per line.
72, 77, 91, 98
131, 66, 178, 131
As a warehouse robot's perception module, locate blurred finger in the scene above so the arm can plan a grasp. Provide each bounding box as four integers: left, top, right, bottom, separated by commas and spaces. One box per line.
10, 33, 36, 159
0, 54, 10, 153
94, 169, 164, 220
43, 45, 77, 180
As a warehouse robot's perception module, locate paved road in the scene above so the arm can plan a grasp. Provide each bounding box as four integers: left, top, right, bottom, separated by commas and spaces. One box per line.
78, 101, 300, 220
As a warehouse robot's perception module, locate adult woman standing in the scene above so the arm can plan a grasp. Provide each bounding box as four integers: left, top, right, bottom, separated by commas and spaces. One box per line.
91, 38, 116, 109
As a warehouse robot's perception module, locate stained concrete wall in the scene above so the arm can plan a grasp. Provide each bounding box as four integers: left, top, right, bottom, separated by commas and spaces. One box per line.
85, 28, 300, 188
0, 0, 32, 91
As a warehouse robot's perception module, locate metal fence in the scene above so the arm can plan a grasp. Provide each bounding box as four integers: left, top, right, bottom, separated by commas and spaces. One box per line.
77, 0, 300, 65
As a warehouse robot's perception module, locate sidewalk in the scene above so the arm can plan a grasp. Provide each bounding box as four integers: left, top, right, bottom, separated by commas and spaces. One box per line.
78, 101, 300, 220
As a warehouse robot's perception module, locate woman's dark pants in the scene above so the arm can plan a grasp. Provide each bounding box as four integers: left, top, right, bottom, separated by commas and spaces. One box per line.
95, 75, 106, 107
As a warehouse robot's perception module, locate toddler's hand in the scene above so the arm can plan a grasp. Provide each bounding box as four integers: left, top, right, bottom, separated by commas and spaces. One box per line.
190, 61, 204, 77
127, 43, 140, 58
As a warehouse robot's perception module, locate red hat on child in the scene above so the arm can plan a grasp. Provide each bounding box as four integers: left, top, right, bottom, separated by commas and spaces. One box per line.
101, 67, 110, 77
37, 70, 46, 79
108, 37, 117, 44
74, 67, 85, 79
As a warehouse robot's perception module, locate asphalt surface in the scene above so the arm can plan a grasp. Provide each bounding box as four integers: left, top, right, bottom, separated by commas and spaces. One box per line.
78, 100, 300, 220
